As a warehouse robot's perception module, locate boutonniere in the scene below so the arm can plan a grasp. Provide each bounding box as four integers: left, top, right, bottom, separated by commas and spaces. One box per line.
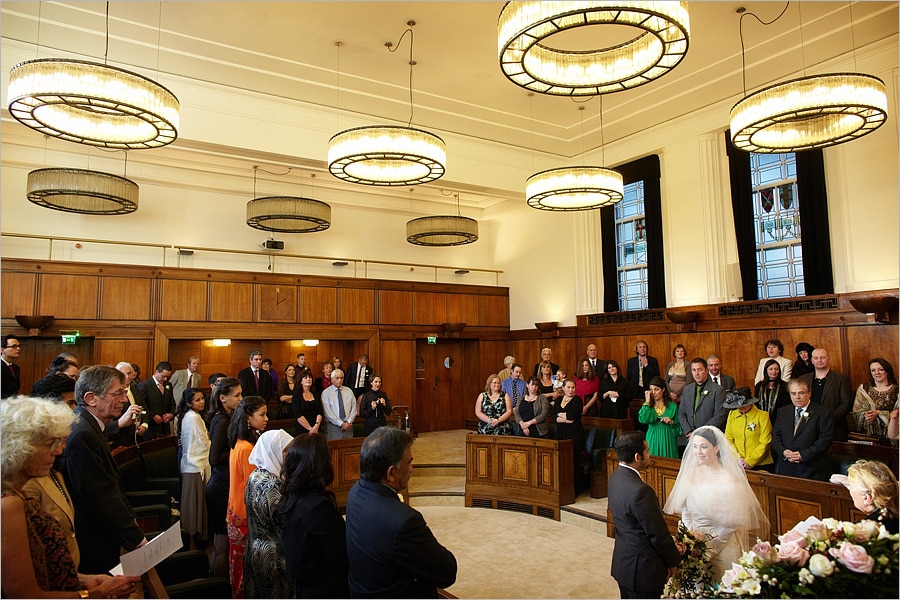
801, 410, 809, 421
702, 390, 709, 397
164, 384, 171, 390
747, 422, 757, 432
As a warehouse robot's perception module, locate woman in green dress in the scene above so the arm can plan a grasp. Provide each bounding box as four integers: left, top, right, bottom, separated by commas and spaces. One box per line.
638, 376, 681, 458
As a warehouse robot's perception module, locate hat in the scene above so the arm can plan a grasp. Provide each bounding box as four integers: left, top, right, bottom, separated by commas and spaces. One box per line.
723, 386, 758, 410
648, 376, 666, 389
795, 342, 814, 355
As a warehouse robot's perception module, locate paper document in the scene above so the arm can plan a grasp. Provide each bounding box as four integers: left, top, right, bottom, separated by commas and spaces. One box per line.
111, 521, 183, 576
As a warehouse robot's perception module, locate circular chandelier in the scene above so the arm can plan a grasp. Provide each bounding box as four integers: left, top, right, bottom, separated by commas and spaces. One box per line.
7, 58, 179, 149
328, 125, 446, 186
246, 196, 331, 233
498, 1, 690, 96
526, 167, 623, 211
730, 73, 888, 153
406, 216, 479, 246
26, 168, 138, 215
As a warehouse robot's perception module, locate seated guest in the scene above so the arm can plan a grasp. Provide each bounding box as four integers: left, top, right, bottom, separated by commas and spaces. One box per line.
792, 342, 815, 379
772, 379, 833, 481
638, 376, 680, 458
851, 358, 898, 443
1, 396, 140, 598
359, 375, 393, 436
754, 359, 791, 423
476, 375, 513, 435
754, 338, 792, 384
31, 360, 79, 397
276, 433, 349, 599
515, 378, 550, 438
599, 359, 629, 419
831, 460, 899, 535
723, 387, 774, 472
497, 355, 516, 382
346, 427, 457, 597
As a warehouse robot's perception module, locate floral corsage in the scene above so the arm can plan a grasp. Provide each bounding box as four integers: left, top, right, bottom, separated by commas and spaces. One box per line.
747, 422, 757, 432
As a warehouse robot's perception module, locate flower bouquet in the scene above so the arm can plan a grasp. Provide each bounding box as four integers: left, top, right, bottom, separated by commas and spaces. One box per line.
663, 521, 715, 598
715, 517, 899, 598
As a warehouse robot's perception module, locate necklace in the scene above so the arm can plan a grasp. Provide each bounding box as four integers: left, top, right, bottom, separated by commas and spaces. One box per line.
654, 404, 666, 416
48, 471, 69, 503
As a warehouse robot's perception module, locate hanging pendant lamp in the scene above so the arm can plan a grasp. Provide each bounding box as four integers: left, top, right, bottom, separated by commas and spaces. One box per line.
406, 192, 478, 246
26, 167, 138, 214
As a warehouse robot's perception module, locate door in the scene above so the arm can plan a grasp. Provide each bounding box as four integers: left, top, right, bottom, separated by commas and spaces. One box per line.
414, 339, 466, 432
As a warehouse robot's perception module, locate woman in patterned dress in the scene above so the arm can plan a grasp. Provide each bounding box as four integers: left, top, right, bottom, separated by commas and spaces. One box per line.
475, 374, 513, 435
852, 358, 899, 443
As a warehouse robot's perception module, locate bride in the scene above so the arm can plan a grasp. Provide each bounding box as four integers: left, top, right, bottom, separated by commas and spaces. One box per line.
663, 426, 769, 581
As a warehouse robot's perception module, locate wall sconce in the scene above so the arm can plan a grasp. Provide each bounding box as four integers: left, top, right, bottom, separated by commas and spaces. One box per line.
332, 261, 349, 267
212, 339, 231, 347
849, 296, 898, 324
535, 321, 559, 336
665, 310, 699, 332
303, 339, 320, 346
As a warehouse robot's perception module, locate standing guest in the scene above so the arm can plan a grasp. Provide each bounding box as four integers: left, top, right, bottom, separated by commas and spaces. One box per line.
345, 354, 374, 400
114, 361, 148, 444
1, 333, 22, 399
771, 379, 833, 481
800, 348, 854, 442
206, 372, 227, 421
346, 427, 457, 597
501, 363, 527, 433
664, 344, 690, 402
608, 431, 681, 599
754, 359, 791, 424
170, 356, 201, 405
277, 433, 349, 598
177, 387, 211, 549
706, 354, 736, 392
497, 355, 516, 382
238, 350, 273, 401
599, 360, 629, 419
30, 360, 79, 396
58, 365, 149, 574
46, 352, 79, 374
753, 338, 793, 384
532, 347, 559, 378
207, 377, 242, 579
574, 358, 600, 417
359, 375, 392, 436
292, 369, 323, 436
276, 364, 298, 419
586, 343, 607, 381
226, 395, 268, 598
554, 379, 587, 495
515, 377, 550, 438
792, 342, 815, 379
1, 396, 141, 599
475, 374, 513, 435
261, 358, 279, 394
296, 353, 307, 372
314, 361, 334, 395
851, 358, 899, 442
678, 357, 728, 437
723, 387, 774, 472
244, 429, 294, 599
638, 376, 681, 458
626, 340, 661, 400
320, 369, 357, 440
831, 460, 899, 535
130, 363, 142, 384
537, 360, 557, 403
139, 361, 175, 439
332, 356, 343, 372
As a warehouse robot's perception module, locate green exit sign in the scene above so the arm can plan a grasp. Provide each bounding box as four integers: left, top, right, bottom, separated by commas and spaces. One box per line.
61, 331, 80, 344
427, 335, 437, 345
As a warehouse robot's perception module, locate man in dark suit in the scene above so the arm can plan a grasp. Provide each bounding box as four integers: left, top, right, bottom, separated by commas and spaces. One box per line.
706, 354, 736, 391
345, 353, 374, 399
238, 349, 272, 400
111, 361, 148, 446
772, 378, 834, 481
626, 340, 660, 400
139, 361, 175, 439
586, 343, 607, 380
678, 357, 728, 436
799, 348, 853, 442
1, 333, 22, 399
59, 365, 148, 574
346, 427, 457, 598
609, 431, 681, 598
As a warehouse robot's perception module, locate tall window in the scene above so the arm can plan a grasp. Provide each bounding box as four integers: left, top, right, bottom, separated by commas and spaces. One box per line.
750, 152, 804, 298
615, 181, 648, 310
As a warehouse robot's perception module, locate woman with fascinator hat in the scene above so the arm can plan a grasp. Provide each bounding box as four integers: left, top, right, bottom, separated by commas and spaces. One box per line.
723, 387, 774, 472
664, 426, 770, 581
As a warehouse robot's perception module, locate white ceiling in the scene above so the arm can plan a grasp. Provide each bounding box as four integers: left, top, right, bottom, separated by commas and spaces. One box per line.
1, 1, 897, 208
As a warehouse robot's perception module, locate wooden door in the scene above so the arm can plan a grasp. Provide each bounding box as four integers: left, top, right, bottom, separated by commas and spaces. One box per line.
415, 339, 466, 432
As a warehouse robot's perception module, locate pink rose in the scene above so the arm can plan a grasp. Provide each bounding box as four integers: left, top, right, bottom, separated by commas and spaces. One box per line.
777, 541, 810, 566
751, 541, 778, 565
778, 528, 809, 548
854, 520, 881, 543
806, 523, 829, 542
831, 541, 875, 574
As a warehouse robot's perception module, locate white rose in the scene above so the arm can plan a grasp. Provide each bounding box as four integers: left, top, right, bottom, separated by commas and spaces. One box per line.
855, 520, 880, 542
741, 579, 761, 595
808, 553, 834, 577
821, 517, 840, 531
840, 521, 857, 538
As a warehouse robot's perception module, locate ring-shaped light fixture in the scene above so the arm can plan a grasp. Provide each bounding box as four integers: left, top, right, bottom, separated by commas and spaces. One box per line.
730, 73, 888, 153
406, 216, 479, 246
526, 166, 623, 211
246, 196, 332, 233
498, 1, 690, 96
328, 125, 446, 186
7, 58, 179, 149
26, 168, 138, 215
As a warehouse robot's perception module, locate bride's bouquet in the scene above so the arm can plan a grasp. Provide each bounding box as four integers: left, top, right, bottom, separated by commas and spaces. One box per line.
663, 521, 715, 598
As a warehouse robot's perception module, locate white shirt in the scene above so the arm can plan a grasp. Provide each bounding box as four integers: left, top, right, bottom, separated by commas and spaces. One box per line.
321, 385, 358, 427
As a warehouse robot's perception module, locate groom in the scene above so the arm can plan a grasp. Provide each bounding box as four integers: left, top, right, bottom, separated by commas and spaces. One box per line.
609, 431, 682, 598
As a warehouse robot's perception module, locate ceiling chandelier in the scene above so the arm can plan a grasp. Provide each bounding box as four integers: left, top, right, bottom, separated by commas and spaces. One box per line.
498, 1, 690, 96
328, 20, 446, 186
26, 167, 138, 215
729, 4, 887, 153
246, 169, 331, 233
407, 192, 478, 246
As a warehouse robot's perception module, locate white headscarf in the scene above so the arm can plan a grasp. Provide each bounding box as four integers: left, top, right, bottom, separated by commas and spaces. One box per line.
248, 429, 294, 475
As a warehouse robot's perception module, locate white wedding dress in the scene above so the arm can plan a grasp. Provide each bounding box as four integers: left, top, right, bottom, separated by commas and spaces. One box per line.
681, 477, 746, 581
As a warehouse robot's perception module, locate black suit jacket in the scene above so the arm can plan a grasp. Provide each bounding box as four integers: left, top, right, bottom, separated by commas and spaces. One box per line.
679, 379, 728, 433
346, 478, 456, 598
771, 402, 834, 481
345, 362, 373, 397
60, 408, 145, 574
800, 371, 853, 442
626, 355, 661, 399
1, 360, 21, 399
238, 366, 273, 399
139, 377, 175, 439
608, 465, 681, 596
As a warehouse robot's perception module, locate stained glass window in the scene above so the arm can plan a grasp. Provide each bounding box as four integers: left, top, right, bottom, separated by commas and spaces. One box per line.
615, 181, 648, 310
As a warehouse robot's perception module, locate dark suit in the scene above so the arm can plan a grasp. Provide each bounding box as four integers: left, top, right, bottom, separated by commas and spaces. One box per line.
771, 401, 833, 481
346, 478, 456, 598
345, 362, 373, 397
678, 379, 728, 433
139, 377, 176, 439
587, 358, 607, 379
238, 366, 273, 399
800, 371, 853, 442
710, 373, 736, 392
608, 464, 681, 598
1, 359, 21, 399
626, 355, 660, 399
59, 408, 145, 574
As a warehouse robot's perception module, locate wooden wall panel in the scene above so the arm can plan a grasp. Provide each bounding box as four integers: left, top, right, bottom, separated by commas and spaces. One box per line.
480, 295, 509, 327
1, 271, 36, 318
845, 325, 899, 385
777, 327, 844, 372
378, 290, 413, 325
340, 288, 375, 324
584, 335, 630, 375
94, 339, 152, 374
257, 284, 297, 322
38, 274, 99, 319
100, 277, 152, 321
415, 291, 447, 326
719, 329, 772, 388
167, 341, 203, 372
210, 282, 253, 322
160, 280, 207, 322
479, 340, 509, 383
301, 286, 337, 323
379, 339, 415, 407
447, 294, 480, 326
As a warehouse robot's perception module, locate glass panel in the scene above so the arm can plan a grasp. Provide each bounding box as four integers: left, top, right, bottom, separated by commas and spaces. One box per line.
615, 180, 649, 311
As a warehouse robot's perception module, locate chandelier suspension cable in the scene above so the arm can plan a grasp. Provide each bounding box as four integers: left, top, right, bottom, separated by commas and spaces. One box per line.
335, 41, 343, 131
386, 25, 416, 127
104, 1, 111, 64
738, 2, 791, 96
848, 1, 859, 72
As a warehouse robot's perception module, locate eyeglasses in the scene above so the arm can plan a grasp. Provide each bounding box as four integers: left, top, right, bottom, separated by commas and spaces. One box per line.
103, 389, 129, 399
5, 344, 20, 349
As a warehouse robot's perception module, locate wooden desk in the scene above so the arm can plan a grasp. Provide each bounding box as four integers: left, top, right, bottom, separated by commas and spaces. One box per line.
464, 433, 574, 520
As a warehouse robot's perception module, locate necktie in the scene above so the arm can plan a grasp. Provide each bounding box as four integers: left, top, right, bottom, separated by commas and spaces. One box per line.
694, 384, 703, 412
512, 381, 520, 408
638, 363, 644, 387
254, 369, 260, 390
127, 387, 135, 406
713, 375, 719, 385
357, 366, 365, 388
794, 407, 804, 433
338, 390, 346, 420
157, 380, 163, 393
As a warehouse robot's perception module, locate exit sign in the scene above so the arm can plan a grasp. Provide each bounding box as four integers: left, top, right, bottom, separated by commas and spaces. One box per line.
427, 335, 437, 345
61, 331, 80, 344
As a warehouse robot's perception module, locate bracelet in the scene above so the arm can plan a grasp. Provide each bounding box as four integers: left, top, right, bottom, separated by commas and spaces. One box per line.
78, 591, 89, 599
